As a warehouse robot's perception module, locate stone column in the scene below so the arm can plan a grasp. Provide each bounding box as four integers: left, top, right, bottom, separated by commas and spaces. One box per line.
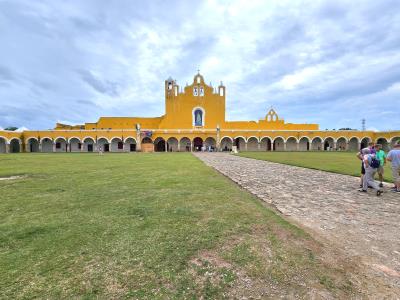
245, 142, 248, 151
52, 143, 56, 152
165, 141, 168, 152
81, 143, 84, 152
38, 143, 42, 152
283, 142, 287, 151
136, 125, 142, 152
25, 143, 30, 153
190, 141, 193, 152
357, 141, 361, 151
257, 142, 261, 151
333, 141, 337, 151
5, 143, 10, 153
177, 142, 181, 152
296, 141, 300, 151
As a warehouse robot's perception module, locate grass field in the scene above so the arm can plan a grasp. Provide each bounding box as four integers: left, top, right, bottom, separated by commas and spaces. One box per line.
237, 151, 394, 183
0, 153, 371, 298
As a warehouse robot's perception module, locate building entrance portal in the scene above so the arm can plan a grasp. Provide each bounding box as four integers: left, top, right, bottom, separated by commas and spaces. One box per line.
193, 137, 203, 151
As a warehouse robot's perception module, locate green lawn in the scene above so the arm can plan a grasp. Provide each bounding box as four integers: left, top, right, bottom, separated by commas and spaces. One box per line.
0, 153, 367, 298
237, 151, 393, 183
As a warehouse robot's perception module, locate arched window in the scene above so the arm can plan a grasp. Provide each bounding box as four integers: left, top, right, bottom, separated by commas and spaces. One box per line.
193, 108, 205, 126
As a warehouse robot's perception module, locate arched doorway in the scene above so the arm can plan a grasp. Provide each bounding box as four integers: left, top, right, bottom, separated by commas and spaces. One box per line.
324, 137, 334, 151
360, 137, 370, 150
141, 137, 153, 152
286, 137, 297, 151
167, 137, 178, 152
273, 137, 285, 151
260, 137, 272, 151
111, 137, 124, 152
204, 137, 216, 151
124, 137, 136, 152
220, 137, 232, 152
376, 138, 389, 152
348, 137, 359, 151
247, 137, 259, 151
55, 137, 67, 152
299, 137, 310, 151
27, 138, 39, 152
41, 138, 53, 152
83, 137, 95, 152
311, 137, 323, 151
154, 138, 166, 152
193, 137, 203, 151
0, 137, 6, 153
97, 138, 110, 152
69, 137, 81, 152
179, 137, 191, 152
336, 137, 347, 151
9, 139, 21, 153
234, 137, 246, 151
391, 136, 400, 148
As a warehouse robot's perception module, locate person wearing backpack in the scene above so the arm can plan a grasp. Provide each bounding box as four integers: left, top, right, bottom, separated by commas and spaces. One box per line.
359, 148, 383, 196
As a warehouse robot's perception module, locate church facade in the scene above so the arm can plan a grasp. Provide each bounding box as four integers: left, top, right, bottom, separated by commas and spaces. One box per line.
1, 73, 399, 153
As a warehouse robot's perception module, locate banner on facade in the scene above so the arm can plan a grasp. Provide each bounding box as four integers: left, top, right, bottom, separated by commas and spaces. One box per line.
141, 130, 153, 138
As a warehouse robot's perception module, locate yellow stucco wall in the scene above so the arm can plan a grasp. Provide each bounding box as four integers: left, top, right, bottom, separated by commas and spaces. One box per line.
0, 73, 399, 152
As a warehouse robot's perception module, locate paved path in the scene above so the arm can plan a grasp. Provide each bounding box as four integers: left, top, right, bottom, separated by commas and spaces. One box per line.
194, 152, 400, 289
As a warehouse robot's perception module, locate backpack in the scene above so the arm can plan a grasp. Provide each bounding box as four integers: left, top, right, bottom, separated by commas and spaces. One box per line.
370, 156, 381, 169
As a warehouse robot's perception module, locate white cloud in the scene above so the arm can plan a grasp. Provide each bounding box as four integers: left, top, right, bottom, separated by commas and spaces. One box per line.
0, 0, 399, 130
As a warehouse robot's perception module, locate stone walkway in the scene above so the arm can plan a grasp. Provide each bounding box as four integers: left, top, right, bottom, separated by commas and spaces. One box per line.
194, 152, 400, 289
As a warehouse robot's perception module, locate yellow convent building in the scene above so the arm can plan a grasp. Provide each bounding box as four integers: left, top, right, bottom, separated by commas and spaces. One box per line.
1, 73, 399, 153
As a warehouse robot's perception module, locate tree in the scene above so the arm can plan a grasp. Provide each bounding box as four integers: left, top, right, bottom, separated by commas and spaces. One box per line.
4, 127, 18, 131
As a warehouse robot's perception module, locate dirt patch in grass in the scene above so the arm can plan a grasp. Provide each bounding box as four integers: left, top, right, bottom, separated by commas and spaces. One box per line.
188, 223, 397, 299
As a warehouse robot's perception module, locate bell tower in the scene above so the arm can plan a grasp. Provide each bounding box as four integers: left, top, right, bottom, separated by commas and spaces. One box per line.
165, 76, 179, 116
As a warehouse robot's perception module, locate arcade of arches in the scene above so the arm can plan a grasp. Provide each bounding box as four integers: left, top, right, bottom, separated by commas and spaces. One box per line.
0, 73, 399, 153
1, 135, 400, 153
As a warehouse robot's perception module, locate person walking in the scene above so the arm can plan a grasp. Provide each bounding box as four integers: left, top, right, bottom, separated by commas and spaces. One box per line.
387, 141, 400, 193
359, 148, 383, 196
375, 144, 386, 187
357, 147, 371, 188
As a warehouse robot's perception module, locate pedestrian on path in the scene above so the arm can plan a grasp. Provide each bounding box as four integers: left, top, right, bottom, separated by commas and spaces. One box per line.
387, 141, 400, 193
359, 148, 383, 196
357, 147, 371, 188
375, 144, 386, 187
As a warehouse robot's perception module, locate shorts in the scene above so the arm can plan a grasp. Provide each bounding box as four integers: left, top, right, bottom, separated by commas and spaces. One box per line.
361, 162, 365, 175
392, 166, 400, 182
377, 166, 384, 175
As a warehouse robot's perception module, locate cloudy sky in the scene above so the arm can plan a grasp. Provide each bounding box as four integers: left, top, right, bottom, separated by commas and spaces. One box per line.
0, 0, 399, 131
